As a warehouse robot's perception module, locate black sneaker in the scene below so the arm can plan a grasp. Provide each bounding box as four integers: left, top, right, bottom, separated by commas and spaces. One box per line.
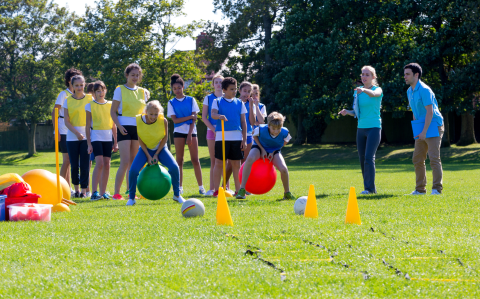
80, 193, 86, 198
74, 191, 80, 198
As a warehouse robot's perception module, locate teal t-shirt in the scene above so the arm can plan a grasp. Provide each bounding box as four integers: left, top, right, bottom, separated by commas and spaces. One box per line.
356, 86, 382, 129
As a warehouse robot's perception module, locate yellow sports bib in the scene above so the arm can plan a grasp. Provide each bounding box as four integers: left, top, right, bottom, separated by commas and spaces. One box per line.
120, 85, 146, 117
67, 94, 93, 126
91, 101, 113, 130
136, 114, 166, 149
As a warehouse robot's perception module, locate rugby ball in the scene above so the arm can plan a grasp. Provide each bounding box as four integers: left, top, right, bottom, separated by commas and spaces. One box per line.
181, 198, 205, 218
294, 196, 308, 215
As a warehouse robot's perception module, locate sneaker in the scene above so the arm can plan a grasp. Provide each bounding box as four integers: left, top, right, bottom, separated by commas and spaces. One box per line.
73, 191, 80, 198
179, 187, 184, 195
226, 188, 234, 194
86, 192, 91, 197
408, 190, 426, 195
90, 191, 102, 201
80, 193, 86, 198
105, 191, 111, 196
125, 190, 129, 195
199, 186, 206, 195
213, 190, 219, 197
70, 189, 75, 197
112, 193, 124, 200
283, 192, 296, 200
102, 193, 110, 200
126, 199, 136, 206
205, 190, 214, 196
246, 191, 252, 196
431, 189, 442, 195
236, 188, 246, 199
173, 195, 185, 204
360, 190, 371, 195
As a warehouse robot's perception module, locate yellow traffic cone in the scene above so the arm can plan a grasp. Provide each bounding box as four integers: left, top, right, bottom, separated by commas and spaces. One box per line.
216, 187, 234, 226
304, 184, 318, 218
345, 187, 361, 225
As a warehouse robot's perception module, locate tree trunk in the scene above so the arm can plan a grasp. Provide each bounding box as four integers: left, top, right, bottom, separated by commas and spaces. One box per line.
441, 112, 451, 148
294, 113, 306, 145
263, 9, 273, 105
26, 121, 37, 156
456, 113, 477, 146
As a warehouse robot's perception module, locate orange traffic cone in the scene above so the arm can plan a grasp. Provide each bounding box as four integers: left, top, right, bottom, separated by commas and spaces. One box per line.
216, 187, 234, 226
345, 187, 361, 225
304, 184, 318, 218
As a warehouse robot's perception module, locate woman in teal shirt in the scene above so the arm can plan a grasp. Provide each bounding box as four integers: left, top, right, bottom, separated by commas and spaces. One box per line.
339, 66, 383, 194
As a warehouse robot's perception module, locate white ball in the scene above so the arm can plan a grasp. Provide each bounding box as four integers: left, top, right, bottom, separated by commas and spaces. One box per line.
181, 198, 205, 218
294, 196, 308, 215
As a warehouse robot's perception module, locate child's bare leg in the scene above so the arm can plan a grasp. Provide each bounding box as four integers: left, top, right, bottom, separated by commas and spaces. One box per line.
239, 148, 260, 189
213, 158, 224, 191
229, 159, 241, 192
272, 153, 290, 193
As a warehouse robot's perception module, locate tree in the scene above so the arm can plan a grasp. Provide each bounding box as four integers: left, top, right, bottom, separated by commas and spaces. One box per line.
0, 0, 77, 155
203, 0, 288, 106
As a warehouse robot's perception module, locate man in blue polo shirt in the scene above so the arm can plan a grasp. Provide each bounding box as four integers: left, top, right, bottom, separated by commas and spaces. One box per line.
404, 63, 444, 195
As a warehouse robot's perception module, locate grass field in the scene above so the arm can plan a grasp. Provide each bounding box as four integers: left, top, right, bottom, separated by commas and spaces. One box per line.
1, 144, 479, 298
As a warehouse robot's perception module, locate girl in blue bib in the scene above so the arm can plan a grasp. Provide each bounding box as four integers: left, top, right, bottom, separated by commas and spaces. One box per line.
236, 112, 295, 200
167, 74, 205, 195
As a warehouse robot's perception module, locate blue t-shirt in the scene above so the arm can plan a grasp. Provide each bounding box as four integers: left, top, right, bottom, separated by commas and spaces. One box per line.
207, 93, 218, 126
169, 96, 193, 128
214, 97, 243, 132
355, 86, 382, 129
407, 80, 443, 126
254, 124, 289, 153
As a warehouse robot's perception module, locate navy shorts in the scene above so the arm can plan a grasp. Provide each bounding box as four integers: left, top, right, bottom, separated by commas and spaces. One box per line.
92, 141, 113, 158
173, 132, 197, 139
215, 140, 244, 161
59, 135, 68, 154
246, 136, 253, 145
117, 125, 138, 142
251, 145, 280, 156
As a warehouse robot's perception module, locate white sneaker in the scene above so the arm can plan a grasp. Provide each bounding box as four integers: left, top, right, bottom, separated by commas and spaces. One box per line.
199, 186, 206, 195
179, 187, 184, 195
173, 195, 185, 204
408, 190, 426, 195
86, 192, 92, 197
226, 189, 234, 194
360, 190, 371, 195
70, 189, 75, 197
205, 190, 214, 196
126, 199, 136, 206
431, 189, 442, 195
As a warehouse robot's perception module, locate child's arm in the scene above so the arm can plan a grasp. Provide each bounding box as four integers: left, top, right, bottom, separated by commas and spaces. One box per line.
253, 135, 267, 161
86, 110, 93, 154
153, 118, 169, 162
202, 104, 216, 131
248, 100, 256, 126
112, 123, 118, 152
255, 104, 265, 125
211, 109, 227, 121
170, 113, 196, 124
186, 112, 196, 145
111, 100, 127, 135
138, 137, 154, 165
338, 109, 355, 117
240, 114, 247, 150
64, 108, 84, 140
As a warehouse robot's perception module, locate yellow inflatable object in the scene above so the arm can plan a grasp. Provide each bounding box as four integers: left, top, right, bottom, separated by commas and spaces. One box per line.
0, 173, 25, 192
60, 176, 70, 201
22, 169, 63, 205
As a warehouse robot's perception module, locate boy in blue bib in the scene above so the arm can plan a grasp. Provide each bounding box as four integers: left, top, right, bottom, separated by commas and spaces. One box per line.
236, 112, 295, 200
211, 77, 247, 196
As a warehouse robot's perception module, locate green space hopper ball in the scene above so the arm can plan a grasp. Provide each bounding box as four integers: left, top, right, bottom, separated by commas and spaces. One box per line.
137, 164, 172, 200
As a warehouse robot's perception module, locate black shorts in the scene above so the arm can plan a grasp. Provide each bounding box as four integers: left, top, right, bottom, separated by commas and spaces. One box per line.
59, 134, 68, 154
215, 140, 244, 161
173, 132, 197, 139
251, 145, 281, 156
92, 141, 113, 158
117, 125, 138, 142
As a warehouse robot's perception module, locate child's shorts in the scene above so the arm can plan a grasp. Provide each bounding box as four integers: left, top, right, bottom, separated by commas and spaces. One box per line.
215, 140, 244, 161
173, 132, 197, 139
206, 129, 215, 141
251, 145, 281, 156
59, 135, 68, 154
246, 135, 253, 145
92, 141, 113, 158
117, 125, 138, 142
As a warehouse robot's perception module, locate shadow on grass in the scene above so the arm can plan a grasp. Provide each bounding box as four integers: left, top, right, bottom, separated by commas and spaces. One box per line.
357, 194, 399, 200
276, 193, 329, 202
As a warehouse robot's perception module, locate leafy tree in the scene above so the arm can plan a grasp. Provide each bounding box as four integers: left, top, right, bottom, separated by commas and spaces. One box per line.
0, 0, 77, 155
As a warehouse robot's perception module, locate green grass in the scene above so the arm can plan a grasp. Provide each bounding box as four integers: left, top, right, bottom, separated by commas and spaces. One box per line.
1, 144, 480, 297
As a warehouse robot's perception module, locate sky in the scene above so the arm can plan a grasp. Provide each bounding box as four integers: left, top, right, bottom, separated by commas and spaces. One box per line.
52, 0, 228, 51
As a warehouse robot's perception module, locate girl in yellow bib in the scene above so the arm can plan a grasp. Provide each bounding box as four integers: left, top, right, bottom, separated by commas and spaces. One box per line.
110, 63, 150, 200
86, 81, 118, 200
126, 101, 183, 206
63, 75, 92, 198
